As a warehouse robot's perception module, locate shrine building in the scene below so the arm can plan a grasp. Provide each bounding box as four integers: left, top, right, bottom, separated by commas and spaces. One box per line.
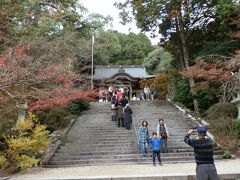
93, 65, 157, 100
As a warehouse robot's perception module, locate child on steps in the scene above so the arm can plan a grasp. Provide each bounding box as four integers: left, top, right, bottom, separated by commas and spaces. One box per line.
148, 132, 163, 166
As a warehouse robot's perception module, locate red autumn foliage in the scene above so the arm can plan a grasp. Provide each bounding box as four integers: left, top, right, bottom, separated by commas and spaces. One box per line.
0, 44, 96, 111
181, 50, 240, 94
181, 59, 237, 84
28, 90, 98, 112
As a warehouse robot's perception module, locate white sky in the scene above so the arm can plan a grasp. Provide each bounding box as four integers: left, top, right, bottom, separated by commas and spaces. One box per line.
79, 0, 159, 45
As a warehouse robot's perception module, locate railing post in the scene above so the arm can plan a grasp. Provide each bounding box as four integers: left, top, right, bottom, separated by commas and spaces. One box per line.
132, 114, 140, 163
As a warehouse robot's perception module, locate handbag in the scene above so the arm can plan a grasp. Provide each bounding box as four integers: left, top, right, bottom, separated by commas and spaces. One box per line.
161, 133, 168, 139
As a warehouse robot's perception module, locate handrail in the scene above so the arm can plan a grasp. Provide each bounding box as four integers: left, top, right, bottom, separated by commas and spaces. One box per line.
132, 109, 140, 164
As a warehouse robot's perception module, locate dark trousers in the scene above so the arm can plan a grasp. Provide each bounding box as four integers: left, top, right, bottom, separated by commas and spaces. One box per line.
125, 122, 131, 130
118, 118, 124, 127
112, 115, 116, 121
161, 138, 168, 153
152, 150, 161, 163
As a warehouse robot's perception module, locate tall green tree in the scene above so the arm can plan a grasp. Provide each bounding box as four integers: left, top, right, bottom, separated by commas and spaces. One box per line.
94, 30, 121, 65
115, 0, 217, 112
111, 32, 154, 65
115, 0, 217, 67
144, 48, 174, 74
0, 0, 111, 42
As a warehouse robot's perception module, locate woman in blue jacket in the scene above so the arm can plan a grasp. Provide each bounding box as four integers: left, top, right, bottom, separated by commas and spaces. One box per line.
138, 120, 149, 157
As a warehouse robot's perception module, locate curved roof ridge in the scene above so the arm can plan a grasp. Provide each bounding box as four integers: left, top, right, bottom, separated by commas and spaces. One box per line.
96, 65, 145, 68
93, 65, 157, 80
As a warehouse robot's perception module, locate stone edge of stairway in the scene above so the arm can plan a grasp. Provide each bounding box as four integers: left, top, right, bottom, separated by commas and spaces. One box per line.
42, 118, 77, 165
167, 98, 216, 142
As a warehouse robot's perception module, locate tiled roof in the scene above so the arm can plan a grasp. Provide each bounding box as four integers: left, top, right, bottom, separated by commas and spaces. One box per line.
93, 65, 156, 79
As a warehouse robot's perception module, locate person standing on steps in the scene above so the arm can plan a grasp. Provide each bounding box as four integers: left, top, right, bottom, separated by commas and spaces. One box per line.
119, 95, 128, 111
116, 89, 123, 102
111, 95, 118, 121
153, 86, 158, 100
157, 118, 169, 153
144, 86, 150, 100
184, 126, 219, 180
148, 131, 163, 166
124, 104, 132, 130
117, 102, 124, 127
138, 120, 149, 157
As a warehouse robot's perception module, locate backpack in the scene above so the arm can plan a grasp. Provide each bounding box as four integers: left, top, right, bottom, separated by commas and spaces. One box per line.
111, 100, 117, 109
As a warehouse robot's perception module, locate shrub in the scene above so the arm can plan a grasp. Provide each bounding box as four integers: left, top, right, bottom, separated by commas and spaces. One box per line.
195, 90, 219, 114
138, 75, 172, 99
5, 113, 50, 171
66, 99, 89, 115
234, 119, 240, 138
16, 155, 40, 171
0, 155, 8, 169
0, 122, 12, 151
38, 106, 74, 131
173, 79, 194, 109
222, 150, 232, 159
204, 102, 238, 135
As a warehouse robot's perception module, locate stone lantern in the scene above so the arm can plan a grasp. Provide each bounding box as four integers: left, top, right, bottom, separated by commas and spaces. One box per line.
231, 94, 240, 119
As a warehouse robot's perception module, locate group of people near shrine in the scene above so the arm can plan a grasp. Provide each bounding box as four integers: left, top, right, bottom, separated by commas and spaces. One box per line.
110, 90, 132, 130
98, 85, 159, 102
98, 86, 129, 102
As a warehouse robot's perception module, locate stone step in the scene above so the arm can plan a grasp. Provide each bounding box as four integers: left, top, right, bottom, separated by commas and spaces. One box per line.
56, 147, 137, 153
48, 158, 139, 165
72, 134, 135, 138
50, 154, 223, 166
64, 141, 136, 145
73, 130, 135, 134
68, 138, 136, 142
140, 155, 223, 163
51, 154, 139, 161
51, 152, 198, 161
59, 144, 190, 150
60, 143, 136, 149
54, 151, 138, 156
44, 162, 139, 168
57, 148, 137, 153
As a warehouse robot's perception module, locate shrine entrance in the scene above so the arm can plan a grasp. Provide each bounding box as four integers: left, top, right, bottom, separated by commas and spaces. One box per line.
93, 65, 156, 100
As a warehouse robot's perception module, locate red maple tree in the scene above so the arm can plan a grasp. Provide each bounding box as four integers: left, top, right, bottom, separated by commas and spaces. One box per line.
181, 50, 240, 100
0, 44, 97, 113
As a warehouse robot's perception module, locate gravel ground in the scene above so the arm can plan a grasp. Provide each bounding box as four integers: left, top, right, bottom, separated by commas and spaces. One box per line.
8, 159, 240, 180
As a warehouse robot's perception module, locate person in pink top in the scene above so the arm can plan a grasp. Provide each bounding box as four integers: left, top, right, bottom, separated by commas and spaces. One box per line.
116, 90, 123, 102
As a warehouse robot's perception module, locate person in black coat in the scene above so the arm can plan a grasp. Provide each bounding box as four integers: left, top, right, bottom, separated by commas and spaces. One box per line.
111, 95, 118, 121
124, 104, 132, 130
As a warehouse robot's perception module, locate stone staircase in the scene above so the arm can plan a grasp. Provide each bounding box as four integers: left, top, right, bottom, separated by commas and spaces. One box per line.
47, 102, 139, 167
46, 100, 223, 167
131, 100, 223, 164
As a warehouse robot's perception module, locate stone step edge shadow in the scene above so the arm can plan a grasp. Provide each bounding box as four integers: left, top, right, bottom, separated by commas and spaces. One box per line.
167, 98, 217, 142
42, 118, 77, 166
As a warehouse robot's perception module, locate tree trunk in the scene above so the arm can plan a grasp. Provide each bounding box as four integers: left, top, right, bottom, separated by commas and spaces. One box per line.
175, 19, 186, 69
177, 15, 199, 114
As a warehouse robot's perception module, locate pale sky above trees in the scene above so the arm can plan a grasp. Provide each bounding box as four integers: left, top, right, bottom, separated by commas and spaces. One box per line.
79, 0, 159, 44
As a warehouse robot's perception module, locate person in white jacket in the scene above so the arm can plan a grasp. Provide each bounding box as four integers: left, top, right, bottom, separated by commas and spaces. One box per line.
157, 118, 169, 153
